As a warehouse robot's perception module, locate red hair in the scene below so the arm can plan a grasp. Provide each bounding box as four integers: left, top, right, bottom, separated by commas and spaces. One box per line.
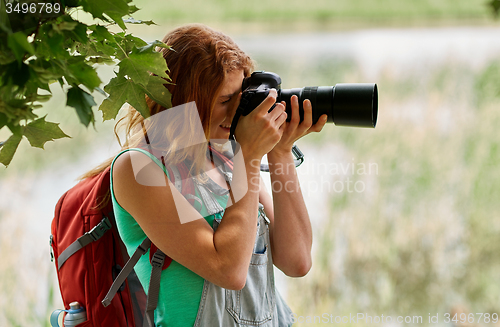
81, 24, 254, 179
159, 23, 254, 137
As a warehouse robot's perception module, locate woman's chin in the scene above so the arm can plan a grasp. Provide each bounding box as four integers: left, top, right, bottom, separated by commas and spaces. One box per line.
210, 126, 230, 140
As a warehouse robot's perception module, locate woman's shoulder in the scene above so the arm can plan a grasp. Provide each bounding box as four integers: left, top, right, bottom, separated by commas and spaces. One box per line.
112, 149, 169, 188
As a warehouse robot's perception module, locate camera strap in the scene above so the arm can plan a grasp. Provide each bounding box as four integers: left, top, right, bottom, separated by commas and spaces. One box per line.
259, 144, 304, 172
228, 97, 247, 142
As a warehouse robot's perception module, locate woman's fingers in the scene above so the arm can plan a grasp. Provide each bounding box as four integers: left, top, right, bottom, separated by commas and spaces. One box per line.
308, 114, 328, 133
273, 103, 287, 127
300, 99, 313, 131
253, 89, 278, 117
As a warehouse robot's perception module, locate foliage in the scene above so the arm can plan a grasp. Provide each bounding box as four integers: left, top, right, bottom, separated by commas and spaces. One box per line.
491, 0, 500, 17
0, 0, 172, 167
132, 0, 493, 26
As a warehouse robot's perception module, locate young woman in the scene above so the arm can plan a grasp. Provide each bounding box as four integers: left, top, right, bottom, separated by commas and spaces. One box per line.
87, 23, 326, 326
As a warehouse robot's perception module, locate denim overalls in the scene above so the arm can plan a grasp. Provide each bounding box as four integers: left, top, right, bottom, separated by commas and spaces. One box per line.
190, 170, 294, 327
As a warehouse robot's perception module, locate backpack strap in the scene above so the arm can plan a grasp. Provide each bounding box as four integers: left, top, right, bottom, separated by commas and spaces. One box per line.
103, 150, 203, 326
143, 250, 166, 327
102, 237, 152, 307
149, 243, 172, 270
57, 217, 112, 270
103, 147, 232, 325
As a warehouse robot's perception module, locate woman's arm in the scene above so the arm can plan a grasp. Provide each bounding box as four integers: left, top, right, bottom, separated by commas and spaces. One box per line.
260, 152, 313, 277
113, 150, 262, 290
262, 95, 327, 277
113, 91, 287, 290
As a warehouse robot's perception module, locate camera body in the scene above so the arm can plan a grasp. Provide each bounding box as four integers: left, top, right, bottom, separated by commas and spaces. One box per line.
239, 71, 282, 116
238, 71, 378, 128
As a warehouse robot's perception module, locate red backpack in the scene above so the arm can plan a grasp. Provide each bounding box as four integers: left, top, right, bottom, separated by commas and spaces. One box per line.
50, 167, 150, 327
50, 146, 233, 327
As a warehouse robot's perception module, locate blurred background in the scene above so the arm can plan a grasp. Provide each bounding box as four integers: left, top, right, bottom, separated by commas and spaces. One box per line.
1, 0, 500, 325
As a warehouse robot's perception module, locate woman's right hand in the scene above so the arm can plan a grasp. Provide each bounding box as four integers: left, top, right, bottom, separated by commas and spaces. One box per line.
234, 89, 288, 161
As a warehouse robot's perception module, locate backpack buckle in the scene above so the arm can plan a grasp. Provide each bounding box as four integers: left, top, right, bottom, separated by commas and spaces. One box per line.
87, 217, 112, 242
151, 251, 166, 268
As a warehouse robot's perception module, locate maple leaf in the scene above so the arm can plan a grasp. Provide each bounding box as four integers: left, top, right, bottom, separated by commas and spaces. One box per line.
118, 42, 169, 86
99, 75, 149, 120
23, 116, 70, 149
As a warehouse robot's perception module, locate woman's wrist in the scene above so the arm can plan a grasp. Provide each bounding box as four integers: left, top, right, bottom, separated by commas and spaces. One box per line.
267, 147, 293, 163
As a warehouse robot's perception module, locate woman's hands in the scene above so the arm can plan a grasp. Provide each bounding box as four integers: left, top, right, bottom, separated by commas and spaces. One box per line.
234, 89, 288, 161
269, 95, 328, 158
234, 91, 328, 161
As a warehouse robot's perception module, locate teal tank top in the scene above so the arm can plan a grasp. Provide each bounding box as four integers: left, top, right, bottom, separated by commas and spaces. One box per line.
110, 148, 228, 327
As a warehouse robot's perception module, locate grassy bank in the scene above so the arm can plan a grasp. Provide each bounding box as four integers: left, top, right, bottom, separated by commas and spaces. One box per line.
130, 0, 495, 30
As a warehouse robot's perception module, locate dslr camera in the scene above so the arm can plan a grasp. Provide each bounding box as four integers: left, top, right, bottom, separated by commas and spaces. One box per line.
232, 71, 377, 130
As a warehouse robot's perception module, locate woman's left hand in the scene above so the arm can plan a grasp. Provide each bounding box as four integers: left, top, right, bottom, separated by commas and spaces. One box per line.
268, 95, 328, 157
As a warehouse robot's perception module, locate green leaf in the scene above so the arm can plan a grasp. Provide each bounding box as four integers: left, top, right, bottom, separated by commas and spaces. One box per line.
66, 58, 102, 90
140, 75, 172, 109
7, 31, 35, 62
45, 32, 66, 57
69, 22, 89, 44
0, 112, 8, 130
490, 0, 500, 16
35, 94, 53, 103
89, 41, 116, 57
61, 0, 80, 7
52, 21, 78, 33
81, 0, 132, 30
123, 17, 156, 25
114, 33, 148, 55
0, 0, 12, 33
0, 51, 16, 65
30, 59, 65, 85
90, 24, 116, 42
106, 12, 127, 30
2, 61, 31, 88
23, 116, 70, 149
87, 56, 115, 65
0, 133, 22, 167
148, 40, 170, 50
128, 5, 140, 14
7, 122, 22, 136
66, 86, 97, 127
100, 75, 149, 120
81, 0, 130, 21
118, 44, 169, 86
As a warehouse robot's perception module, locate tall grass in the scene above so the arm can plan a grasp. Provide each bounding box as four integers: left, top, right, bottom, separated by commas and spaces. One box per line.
130, 0, 493, 28
276, 55, 500, 325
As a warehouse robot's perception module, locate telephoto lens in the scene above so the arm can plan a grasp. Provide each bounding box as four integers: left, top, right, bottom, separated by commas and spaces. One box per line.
280, 83, 378, 128
240, 71, 378, 128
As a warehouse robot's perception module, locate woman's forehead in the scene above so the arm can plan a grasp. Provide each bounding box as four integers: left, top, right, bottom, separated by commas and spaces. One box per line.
220, 70, 244, 96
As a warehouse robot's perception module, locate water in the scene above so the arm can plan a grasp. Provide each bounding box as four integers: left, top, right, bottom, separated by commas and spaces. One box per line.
234, 26, 500, 79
